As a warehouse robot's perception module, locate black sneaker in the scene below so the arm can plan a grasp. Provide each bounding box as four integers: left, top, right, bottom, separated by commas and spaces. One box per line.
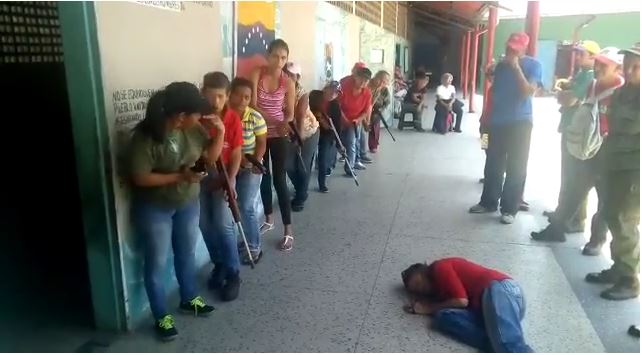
601, 277, 640, 301
208, 265, 225, 290
221, 273, 241, 302
585, 268, 620, 284
155, 315, 178, 342
319, 185, 329, 193
531, 225, 566, 242
179, 296, 215, 317
291, 201, 304, 212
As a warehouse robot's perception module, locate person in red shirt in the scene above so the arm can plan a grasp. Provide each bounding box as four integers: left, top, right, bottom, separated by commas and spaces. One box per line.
338, 66, 372, 174
199, 72, 244, 302
402, 258, 533, 352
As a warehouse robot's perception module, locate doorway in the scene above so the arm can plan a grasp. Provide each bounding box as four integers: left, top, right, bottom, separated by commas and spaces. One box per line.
0, 2, 94, 351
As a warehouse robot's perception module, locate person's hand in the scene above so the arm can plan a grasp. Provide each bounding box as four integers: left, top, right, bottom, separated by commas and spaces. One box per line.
403, 300, 434, 315
180, 166, 207, 184
278, 122, 291, 137
224, 177, 238, 201
201, 114, 225, 132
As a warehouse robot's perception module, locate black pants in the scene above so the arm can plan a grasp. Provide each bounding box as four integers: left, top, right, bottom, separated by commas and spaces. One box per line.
287, 130, 319, 205
260, 137, 291, 225
551, 149, 608, 243
480, 121, 532, 215
317, 133, 337, 189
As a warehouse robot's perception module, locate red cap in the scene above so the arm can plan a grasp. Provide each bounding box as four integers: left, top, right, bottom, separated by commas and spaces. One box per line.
353, 62, 366, 70
507, 32, 530, 51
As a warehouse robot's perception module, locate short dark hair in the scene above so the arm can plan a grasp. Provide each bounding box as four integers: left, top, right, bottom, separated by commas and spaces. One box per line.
355, 67, 372, 80
268, 38, 289, 55
401, 263, 430, 290
308, 90, 325, 113
230, 77, 253, 95
415, 70, 427, 79
202, 71, 231, 91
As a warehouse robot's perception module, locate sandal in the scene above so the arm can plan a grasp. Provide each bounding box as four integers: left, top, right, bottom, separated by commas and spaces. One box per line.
279, 235, 294, 251
260, 222, 274, 235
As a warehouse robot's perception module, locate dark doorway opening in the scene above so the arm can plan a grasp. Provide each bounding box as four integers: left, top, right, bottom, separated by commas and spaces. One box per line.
0, 2, 94, 351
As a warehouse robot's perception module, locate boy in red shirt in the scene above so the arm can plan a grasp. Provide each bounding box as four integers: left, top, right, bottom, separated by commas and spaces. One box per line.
402, 258, 533, 353
200, 72, 244, 302
339, 66, 372, 174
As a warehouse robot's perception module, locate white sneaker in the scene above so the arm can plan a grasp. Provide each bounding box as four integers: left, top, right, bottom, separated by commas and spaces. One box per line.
500, 214, 515, 225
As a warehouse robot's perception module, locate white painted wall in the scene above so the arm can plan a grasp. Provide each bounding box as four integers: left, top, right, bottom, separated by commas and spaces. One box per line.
278, 1, 318, 91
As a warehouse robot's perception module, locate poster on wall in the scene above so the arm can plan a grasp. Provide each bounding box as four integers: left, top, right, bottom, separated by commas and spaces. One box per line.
236, 1, 275, 78
324, 43, 333, 84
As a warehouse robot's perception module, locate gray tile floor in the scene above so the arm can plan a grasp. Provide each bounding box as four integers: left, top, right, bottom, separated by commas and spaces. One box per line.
6, 96, 639, 352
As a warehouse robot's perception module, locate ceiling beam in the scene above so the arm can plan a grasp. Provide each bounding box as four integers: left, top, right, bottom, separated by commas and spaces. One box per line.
408, 3, 475, 30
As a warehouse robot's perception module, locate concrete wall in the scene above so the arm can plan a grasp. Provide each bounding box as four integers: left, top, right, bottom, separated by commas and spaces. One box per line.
279, 1, 318, 91
94, 0, 232, 328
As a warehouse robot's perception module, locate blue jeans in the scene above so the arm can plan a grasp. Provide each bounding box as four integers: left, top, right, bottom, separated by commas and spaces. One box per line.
199, 174, 241, 276
134, 198, 200, 320
340, 123, 359, 174
357, 124, 368, 160
236, 168, 262, 253
432, 279, 533, 353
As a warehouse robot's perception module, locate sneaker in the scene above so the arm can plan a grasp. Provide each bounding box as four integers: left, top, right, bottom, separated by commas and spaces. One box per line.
338, 157, 345, 163
155, 315, 178, 342
319, 185, 329, 193
291, 201, 304, 212
519, 201, 530, 212
221, 273, 241, 302
500, 214, 515, 225
179, 296, 215, 317
354, 162, 367, 170
530, 225, 566, 242
585, 268, 620, 284
601, 277, 640, 301
468, 204, 496, 214
582, 242, 604, 256
325, 169, 332, 177
360, 156, 373, 164
415, 127, 425, 132
207, 265, 225, 290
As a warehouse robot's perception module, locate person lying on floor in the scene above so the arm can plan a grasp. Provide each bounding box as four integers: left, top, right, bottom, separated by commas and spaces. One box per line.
401, 257, 534, 353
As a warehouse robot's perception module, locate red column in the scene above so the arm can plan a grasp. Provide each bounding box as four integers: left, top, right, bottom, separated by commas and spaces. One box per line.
483, 6, 498, 103
524, 1, 540, 57
469, 29, 484, 113
459, 33, 466, 92
463, 31, 471, 99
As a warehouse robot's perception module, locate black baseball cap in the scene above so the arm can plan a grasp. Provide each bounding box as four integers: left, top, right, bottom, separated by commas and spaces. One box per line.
163, 82, 212, 115
619, 43, 640, 57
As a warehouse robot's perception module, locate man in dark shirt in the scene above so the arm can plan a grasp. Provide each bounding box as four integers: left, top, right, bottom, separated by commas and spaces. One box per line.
585, 43, 640, 301
402, 258, 533, 353
400, 71, 429, 131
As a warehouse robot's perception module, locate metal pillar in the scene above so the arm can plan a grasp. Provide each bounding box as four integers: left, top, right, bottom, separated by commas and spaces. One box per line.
524, 1, 540, 57
463, 30, 471, 99
482, 6, 498, 103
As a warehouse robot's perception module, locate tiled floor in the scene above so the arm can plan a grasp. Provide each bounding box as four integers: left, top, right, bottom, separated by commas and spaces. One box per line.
5, 96, 639, 352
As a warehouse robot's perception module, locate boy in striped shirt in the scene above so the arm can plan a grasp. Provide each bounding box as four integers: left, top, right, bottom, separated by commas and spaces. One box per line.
229, 78, 268, 264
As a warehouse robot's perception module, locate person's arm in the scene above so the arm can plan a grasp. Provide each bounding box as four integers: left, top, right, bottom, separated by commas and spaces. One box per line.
130, 136, 198, 187
406, 298, 469, 315
201, 115, 225, 166
295, 93, 309, 134
508, 56, 540, 98
253, 133, 267, 162
284, 77, 297, 123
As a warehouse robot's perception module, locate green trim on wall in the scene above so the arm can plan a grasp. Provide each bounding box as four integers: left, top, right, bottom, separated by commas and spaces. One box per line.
58, 1, 126, 331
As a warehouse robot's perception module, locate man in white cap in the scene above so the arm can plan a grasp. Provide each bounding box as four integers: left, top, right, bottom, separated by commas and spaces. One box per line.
532, 47, 625, 253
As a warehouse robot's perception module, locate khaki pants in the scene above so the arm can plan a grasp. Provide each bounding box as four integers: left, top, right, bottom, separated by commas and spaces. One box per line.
605, 170, 640, 277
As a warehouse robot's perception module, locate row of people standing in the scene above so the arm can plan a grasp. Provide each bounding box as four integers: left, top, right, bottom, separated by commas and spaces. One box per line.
127, 38, 394, 341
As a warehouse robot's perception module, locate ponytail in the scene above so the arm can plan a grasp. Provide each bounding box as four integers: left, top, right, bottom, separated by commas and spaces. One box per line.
135, 89, 168, 143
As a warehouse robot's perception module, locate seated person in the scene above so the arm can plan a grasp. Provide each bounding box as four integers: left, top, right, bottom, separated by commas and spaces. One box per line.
400, 71, 429, 131
433, 73, 464, 134
402, 257, 533, 353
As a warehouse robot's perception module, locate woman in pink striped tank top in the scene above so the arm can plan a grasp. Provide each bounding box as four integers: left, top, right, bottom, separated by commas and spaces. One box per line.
250, 39, 297, 251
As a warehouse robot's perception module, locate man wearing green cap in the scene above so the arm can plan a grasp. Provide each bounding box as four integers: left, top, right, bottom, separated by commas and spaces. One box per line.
586, 43, 640, 300
546, 40, 600, 236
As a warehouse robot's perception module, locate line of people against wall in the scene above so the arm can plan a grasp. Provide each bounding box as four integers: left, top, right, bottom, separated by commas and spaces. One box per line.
126, 32, 640, 352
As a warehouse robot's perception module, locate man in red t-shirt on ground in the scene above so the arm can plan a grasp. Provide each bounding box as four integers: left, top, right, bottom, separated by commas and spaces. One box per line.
338, 65, 373, 175
200, 72, 244, 302
402, 258, 533, 352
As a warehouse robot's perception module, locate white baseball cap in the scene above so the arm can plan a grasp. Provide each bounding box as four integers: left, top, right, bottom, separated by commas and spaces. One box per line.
285, 62, 302, 76
596, 47, 624, 66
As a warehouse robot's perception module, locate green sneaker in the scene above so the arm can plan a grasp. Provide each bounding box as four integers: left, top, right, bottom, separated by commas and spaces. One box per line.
179, 296, 215, 317
155, 315, 178, 342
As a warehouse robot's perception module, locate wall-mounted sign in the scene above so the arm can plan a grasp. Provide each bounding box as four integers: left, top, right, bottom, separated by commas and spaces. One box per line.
134, 1, 183, 12
370, 48, 384, 64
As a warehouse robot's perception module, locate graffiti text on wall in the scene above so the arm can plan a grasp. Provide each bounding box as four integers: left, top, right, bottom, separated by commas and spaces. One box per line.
134, 1, 183, 12
113, 88, 157, 129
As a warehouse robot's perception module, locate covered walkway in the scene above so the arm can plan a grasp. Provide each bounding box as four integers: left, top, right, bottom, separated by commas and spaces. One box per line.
83, 97, 637, 353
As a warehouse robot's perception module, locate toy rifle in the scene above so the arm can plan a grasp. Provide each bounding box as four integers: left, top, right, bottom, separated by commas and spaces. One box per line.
243, 153, 267, 174
324, 113, 358, 186
287, 121, 306, 173
215, 158, 255, 269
